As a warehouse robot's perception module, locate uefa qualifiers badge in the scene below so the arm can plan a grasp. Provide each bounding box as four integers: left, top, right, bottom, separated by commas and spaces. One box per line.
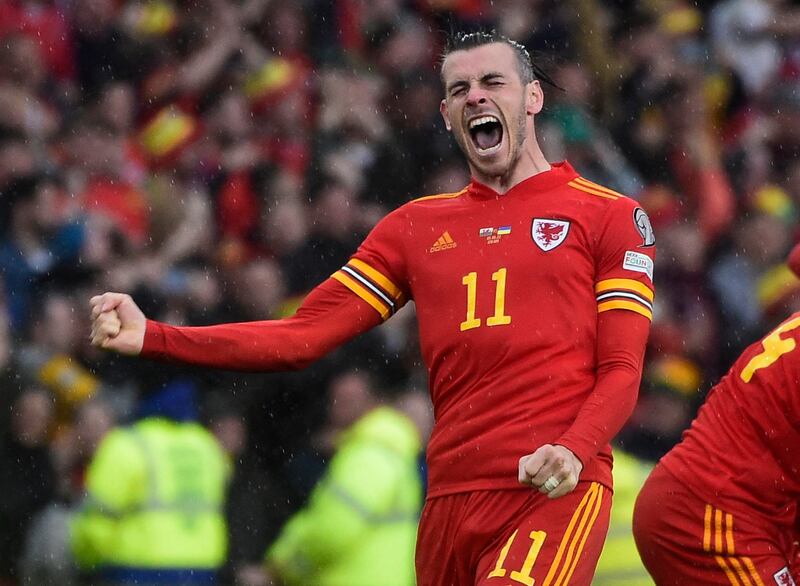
531, 218, 570, 251
633, 208, 655, 247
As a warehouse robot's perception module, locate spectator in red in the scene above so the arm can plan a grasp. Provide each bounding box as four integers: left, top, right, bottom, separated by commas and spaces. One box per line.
0, 0, 75, 82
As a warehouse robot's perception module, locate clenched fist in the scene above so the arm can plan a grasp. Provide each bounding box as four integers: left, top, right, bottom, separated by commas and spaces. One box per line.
89, 293, 147, 355
518, 444, 583, 499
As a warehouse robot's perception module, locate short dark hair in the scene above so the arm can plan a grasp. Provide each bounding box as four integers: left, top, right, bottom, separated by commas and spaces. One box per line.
443, 31, 535, 84
441, 31, 561, 90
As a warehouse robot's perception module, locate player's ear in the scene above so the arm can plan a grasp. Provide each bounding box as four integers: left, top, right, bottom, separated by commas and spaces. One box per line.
526, 80, 544, 116
440, 99, 452, 131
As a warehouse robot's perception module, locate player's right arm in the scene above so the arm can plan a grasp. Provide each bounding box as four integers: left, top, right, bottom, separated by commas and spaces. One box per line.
89, 206, 410, 371
89, 278, 383, 371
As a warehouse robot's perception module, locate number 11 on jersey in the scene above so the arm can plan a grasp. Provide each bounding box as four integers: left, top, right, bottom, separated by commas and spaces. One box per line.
460, 268, 512, 331
488, 529, 547, 585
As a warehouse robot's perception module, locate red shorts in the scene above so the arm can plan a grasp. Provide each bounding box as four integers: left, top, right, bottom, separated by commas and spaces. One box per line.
633, 464, 799, 586
415, 481, 611, 586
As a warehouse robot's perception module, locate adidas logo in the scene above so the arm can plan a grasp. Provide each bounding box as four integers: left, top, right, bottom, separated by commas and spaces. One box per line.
430, 231, 457, 253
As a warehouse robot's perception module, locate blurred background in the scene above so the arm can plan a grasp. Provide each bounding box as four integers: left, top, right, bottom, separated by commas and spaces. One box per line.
1, 0, 800, 584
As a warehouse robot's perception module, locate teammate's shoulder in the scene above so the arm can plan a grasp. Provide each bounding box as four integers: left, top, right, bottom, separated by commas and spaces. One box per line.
565, 175, 636, 207
405, 186, 470, 207
766, 312, 800, 338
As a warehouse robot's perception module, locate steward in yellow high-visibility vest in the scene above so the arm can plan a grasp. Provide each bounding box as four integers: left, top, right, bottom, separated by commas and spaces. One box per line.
594, 449, 655, 586
70, 383, 229, 585
265, 404, 424, 586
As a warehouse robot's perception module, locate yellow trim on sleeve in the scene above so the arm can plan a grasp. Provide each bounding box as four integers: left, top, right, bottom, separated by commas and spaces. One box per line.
412, 187, 468, 203
573, 177, 625, 198
568, 180, 618, 200
331, 271, 390, 320
595, 278, 654, 301
347, 259, 403, 300
597, 300, 653, 320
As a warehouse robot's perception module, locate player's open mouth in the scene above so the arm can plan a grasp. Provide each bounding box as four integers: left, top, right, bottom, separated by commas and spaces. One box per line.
468, 115, 503, 155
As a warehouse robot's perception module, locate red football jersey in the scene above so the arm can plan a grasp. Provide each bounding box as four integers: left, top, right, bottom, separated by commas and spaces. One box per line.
332, 162, 656, 498
660, 312, 800, 530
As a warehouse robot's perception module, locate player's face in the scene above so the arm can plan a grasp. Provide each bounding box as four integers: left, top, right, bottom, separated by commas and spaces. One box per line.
440, 43, 542, 180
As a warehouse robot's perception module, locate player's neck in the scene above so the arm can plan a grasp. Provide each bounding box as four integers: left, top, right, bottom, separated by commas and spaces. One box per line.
470, 141, 551, 195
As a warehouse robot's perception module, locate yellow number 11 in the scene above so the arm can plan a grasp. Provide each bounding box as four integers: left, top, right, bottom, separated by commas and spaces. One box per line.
460, 268, 512, 331
488, 529, 547, 585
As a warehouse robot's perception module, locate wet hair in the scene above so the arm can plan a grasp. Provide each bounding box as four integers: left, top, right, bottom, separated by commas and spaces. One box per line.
441, 31, 561, 89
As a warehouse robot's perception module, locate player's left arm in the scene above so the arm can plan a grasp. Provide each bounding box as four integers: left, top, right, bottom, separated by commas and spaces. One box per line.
519, 311, 649, 498
562, 311, 648, 481
519, 196, 654, 498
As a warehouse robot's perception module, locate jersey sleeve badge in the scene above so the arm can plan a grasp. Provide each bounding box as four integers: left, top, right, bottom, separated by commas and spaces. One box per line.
633, 208, 655, 247
623, 250, 654, 280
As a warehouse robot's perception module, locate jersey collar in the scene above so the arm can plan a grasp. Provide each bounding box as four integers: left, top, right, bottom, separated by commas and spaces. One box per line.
467, 161, 578, 200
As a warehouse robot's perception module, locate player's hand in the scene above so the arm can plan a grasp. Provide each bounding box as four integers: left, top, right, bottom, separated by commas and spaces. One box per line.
89, 292, 146, 355
518, 444, 583, 499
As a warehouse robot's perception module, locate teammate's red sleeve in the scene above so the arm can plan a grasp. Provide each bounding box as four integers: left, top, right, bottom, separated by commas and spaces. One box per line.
141, 278, 382, 371
554, 309, 649, 467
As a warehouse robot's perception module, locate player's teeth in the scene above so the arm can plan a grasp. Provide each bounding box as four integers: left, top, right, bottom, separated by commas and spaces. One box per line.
469, 116, 498, 129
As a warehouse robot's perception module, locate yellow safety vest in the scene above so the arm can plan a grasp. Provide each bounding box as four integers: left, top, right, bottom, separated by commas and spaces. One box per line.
70, 418, 229, 574
267, 407, 422, 586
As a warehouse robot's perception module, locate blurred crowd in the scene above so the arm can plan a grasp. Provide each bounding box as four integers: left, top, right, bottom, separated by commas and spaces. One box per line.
2, 0, 800, 583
